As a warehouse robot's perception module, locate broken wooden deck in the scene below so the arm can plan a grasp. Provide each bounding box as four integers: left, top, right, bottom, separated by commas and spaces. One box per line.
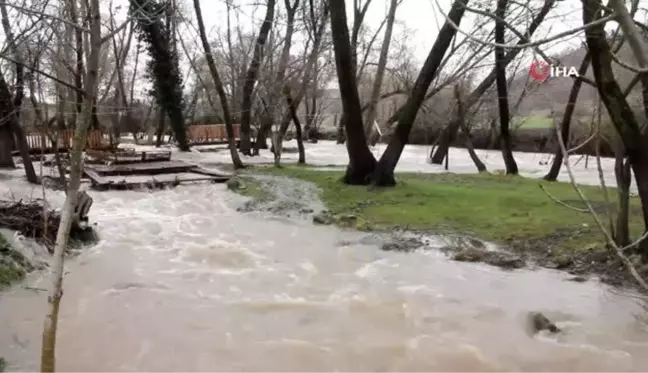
83, 160, 232, 190
85, 149, 172, 164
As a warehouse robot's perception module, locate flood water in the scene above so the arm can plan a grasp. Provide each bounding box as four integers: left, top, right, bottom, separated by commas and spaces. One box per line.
1, 142, 647, 371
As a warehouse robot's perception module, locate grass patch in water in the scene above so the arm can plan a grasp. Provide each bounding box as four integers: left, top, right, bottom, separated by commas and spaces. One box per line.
226, 175, 270, 201
0, 232, 26, 289
257, 167, 644, 262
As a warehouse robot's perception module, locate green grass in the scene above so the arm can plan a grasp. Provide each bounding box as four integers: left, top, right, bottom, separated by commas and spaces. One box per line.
227, 175, 270, 200
0, 233, 25, 289
254, 167, 644, 259
512, 115, 553, 129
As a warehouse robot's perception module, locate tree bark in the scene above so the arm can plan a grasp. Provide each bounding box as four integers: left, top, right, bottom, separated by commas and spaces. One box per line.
284, 87, 305, 164
193, 0, 243, 168
494, 0, 518, 175
363, 0, 398, 141
430, 0, 555, 164
544, 53, 591, 181
155, 106, 165, 147
239, 0, 276, 155
583, 0, 648, 258
371, 0, 468, 185
0, 125, 14, 167
614, 155, 631, 246
330, 0, 377, 184
40, 0, 101, 369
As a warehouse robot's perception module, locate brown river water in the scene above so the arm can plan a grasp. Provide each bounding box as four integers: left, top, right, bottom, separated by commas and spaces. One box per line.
1, 143, 648, 371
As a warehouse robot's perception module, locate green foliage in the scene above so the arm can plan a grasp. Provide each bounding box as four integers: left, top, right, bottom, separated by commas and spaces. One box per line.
129, 0, 188, 150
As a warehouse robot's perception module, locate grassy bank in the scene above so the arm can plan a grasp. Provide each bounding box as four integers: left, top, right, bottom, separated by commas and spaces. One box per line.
240, 167, 644, 272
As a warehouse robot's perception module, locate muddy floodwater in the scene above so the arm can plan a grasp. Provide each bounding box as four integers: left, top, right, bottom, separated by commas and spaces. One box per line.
1, 143, 648, 371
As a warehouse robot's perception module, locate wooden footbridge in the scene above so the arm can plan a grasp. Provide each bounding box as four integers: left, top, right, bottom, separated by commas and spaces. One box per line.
83, 148, 231, 190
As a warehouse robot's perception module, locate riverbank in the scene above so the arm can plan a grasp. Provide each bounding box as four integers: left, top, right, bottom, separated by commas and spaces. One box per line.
231, 166, 646, 288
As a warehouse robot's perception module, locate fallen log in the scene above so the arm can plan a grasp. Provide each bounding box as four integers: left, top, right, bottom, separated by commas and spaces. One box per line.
0, 192, 98, 252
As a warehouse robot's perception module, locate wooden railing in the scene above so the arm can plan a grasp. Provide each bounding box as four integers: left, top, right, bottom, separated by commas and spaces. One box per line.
187, 124, 240, 144
23, 130, 109, 150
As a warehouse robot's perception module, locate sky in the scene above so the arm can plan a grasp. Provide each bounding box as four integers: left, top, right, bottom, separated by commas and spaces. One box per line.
4, 0, 642, 101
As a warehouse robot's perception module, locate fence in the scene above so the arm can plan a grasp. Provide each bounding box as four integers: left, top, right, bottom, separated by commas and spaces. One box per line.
23, 130, 108, 151
187, 124, 240, 144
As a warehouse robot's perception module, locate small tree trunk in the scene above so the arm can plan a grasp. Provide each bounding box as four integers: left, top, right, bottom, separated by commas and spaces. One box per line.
284, 87, 305, 164
614, 155, 631, 247
544, 53, 591, 181
155, 107, 165, 147
0, 126, 14, 167
363, 0, 398, 141
192, 0, 244, 168
40, 0, 101, 368
239, 0, 276, 155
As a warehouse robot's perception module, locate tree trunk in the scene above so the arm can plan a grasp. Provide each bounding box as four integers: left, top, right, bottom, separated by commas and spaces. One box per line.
329, 0, 376, 184
0, 125, 14, 167
583, 0, 648, 258
454, 84, 486, 172
494, 0, 518, 175
284, 87, 305, 164
40, 0, 101, 369
544, 53, 591, 181
371, 0, 468, 185
239, 0, 276, 155
614, 155, 631, 247
430, 0, 555, 164
363, 0, 398, 141
155, 106, 165, 147
192, 0, 244, 168
260, 0, 298, 158
272, 1, 328, 163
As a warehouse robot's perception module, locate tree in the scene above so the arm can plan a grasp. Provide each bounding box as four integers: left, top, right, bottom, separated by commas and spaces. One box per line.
192, 0, 244, 168
41, 0, 104, 369
130, 0, 189, 150
363, 0, 399, 143
582, 0, 648, 258
430, 0, 556, 165
239, 0, 276, 155
370, 0, 470, 185
329, 0, 377, 183
494, 0, 518, 174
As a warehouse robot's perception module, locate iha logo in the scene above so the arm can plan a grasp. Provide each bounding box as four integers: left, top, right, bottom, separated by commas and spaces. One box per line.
529, 60, 579, 82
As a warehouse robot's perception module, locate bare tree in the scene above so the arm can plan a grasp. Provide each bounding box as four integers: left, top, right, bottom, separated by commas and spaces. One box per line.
494, 0, 518, 174
41, 0, 103, 370
363, 0, 399, 143
370, 0, 469, 185
192, 0, 244, 168
239, 0, 276, 154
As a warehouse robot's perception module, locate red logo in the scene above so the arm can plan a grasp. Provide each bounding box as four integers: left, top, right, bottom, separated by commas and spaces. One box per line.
529, 60, 550, 82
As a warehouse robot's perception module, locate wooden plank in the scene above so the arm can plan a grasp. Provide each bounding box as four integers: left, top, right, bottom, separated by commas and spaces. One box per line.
87, 160, 196, 175
83, 169, 110, 186
87, 172, 229, 190
190, 166, 233, 178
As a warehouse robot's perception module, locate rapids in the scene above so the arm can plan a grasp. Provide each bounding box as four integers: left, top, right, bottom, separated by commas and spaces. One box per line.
0, 142, 646, 371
